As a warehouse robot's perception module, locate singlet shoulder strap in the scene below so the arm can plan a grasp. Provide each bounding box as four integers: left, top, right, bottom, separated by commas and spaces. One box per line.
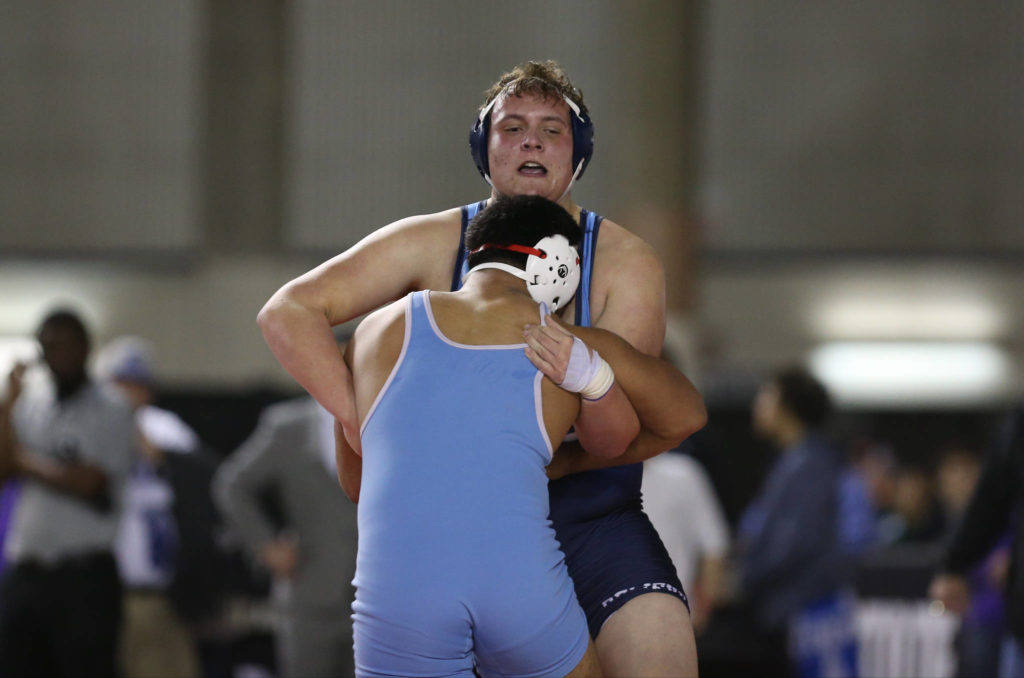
574, 208, 603, 328
451, 200, 489, 292
408, 291, 435, 342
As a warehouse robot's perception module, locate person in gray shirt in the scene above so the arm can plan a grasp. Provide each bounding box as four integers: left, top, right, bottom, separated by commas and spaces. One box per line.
0, 308, 138, 677
213, 396, 358, 678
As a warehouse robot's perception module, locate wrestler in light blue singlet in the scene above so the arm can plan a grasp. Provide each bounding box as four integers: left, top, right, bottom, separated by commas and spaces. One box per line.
353, 291, 589, 678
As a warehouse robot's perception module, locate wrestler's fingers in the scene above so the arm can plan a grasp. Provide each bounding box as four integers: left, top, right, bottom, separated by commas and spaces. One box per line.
526, 323, 571, 354
524, 333, 568, 381
524, 345, 561, 382
523, 330, 556, 361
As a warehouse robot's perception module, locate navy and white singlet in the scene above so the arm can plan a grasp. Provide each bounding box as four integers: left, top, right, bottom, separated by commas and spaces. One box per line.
353, 291, 589, 678
454, 201, 688, 637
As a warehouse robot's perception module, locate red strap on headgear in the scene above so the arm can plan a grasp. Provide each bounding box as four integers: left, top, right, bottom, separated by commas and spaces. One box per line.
468, 243, 547, 258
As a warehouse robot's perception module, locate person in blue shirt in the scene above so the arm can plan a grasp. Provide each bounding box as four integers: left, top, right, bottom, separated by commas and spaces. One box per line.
732, 366, 867, 678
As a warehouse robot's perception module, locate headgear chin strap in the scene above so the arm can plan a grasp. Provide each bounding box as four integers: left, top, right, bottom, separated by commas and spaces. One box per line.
469, 93, 595, 187
464, 235, 581, 312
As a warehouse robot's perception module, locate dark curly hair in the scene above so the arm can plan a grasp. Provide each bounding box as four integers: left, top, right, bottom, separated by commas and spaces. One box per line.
465, 196, 581, 270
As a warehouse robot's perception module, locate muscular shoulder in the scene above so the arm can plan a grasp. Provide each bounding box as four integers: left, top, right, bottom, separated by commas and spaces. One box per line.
350, 297, 408, 377
349, 296, 410, 421
593, 218, 664, 294
588, 217, 666, 355
353, 295, 407, 345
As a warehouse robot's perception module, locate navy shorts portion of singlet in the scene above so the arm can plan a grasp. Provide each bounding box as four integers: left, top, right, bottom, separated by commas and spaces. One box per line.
555, 500, 690, 638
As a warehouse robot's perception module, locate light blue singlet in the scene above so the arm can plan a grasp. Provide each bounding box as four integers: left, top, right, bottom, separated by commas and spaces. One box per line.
352, 291, 589, 678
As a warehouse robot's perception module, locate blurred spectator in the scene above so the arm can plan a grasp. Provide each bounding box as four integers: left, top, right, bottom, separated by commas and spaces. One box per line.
931, 402, 1024, 678
94, 336, 201, 678
851, 440, 899, 526
885, 463, 946, 545
642, 442, 730, 633
936, 443, 983, 523
731, 366, 869, 677
935, 443, 1009, 678
0, 308, 137, 676
213, 396, 358, 678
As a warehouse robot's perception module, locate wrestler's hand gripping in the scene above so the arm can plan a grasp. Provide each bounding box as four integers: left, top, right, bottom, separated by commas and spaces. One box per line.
523, 304, 614, 401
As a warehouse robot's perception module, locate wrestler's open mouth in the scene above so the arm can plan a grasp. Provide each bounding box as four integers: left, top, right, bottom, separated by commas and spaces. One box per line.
518, 161, 547, 176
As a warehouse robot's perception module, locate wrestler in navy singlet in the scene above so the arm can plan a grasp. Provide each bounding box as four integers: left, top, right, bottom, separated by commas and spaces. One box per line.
454, 201, 689, 637
353, 291, 590, 678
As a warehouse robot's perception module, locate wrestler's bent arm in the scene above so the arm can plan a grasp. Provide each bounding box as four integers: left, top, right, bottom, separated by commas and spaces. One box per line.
540, 326, 705, 480
258, 213, 458, 453
546, 238, 705, 477
573, 383, 640, 459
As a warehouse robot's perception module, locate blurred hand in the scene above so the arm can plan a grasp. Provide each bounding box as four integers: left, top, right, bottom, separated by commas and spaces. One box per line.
929, 573, 970, 614
136, 428, 164, 465
987, 549, 1011, 590
261, 537, 300, 579
4, 362, 27, 405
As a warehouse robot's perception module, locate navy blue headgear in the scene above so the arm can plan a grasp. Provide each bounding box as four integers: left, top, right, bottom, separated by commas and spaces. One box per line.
469, 93, 595, 185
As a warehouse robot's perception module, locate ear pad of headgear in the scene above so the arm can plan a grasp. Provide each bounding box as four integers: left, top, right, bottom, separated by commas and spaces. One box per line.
468, 95, 595, 181
524, 235, 581, 312
468, 98, 497, 181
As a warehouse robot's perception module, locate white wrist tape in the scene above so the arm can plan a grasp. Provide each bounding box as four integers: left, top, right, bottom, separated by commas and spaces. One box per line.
558, 336, 615, 401
580, 355, 614, 401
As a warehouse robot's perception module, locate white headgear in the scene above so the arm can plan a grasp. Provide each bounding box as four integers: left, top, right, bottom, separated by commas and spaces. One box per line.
465, 234, 581, 312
